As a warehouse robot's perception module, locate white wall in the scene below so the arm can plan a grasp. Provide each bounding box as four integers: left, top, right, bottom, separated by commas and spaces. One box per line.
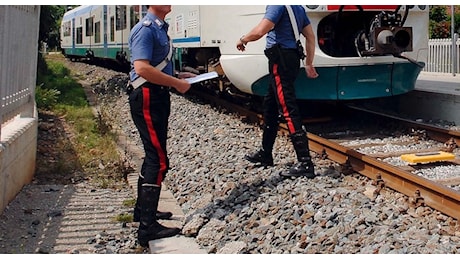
0, 5, 40, 214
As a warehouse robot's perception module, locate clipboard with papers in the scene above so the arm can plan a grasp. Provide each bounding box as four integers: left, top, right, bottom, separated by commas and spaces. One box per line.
185, 71, 219, 84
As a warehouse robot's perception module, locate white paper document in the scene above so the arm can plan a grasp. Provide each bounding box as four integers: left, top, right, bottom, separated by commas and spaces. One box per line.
185, 71, 219, 84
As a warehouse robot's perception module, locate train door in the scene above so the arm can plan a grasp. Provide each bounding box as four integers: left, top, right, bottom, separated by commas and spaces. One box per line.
86, 6, 103, 59
60, 19, 72, 53
107, 5, 115, 58
113, 5, 128, 63
84, 10, 94, 58
71, 17, 75, 54
104, 6, 115, 60
125, 5, 144, 63
74, 15, 85, 56
103, 5, 108, 58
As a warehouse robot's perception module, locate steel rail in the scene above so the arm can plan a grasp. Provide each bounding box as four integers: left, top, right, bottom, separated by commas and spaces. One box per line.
188, 90, 460, 220
306, 132, 460, 220
348, 105, 460, 147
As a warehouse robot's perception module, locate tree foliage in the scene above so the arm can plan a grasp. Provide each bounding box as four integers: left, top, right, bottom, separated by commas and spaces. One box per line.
429, 5, 448, 22
37, 5, 68, 86
429, 5, 460, 39
455, 11, 460, 34
39, 5, 67, 50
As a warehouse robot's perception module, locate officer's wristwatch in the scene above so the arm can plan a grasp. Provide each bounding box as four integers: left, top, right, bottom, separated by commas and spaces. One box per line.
240, 35, 248, 46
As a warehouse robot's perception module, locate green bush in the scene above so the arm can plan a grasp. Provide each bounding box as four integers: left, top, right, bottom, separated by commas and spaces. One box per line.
35, 84, 60, 110
36, 58, 88, 108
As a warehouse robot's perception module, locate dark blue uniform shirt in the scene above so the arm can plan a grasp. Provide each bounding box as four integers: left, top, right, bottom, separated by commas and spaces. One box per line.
264, 5, 311, 49
128, 12, 173, 82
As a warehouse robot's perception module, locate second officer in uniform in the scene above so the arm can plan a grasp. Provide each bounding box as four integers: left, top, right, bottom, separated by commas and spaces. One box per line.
236, 5, 319, 178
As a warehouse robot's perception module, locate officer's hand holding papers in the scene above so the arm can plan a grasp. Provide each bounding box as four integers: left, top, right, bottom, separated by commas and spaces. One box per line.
184, 71, 219, 84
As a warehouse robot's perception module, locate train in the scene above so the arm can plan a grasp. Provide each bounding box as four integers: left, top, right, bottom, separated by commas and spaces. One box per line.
60, 5, 429, 101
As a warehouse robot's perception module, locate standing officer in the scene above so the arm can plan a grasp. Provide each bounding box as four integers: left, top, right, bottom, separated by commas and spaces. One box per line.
128, 5, 192, 247
236, 5, 319, 178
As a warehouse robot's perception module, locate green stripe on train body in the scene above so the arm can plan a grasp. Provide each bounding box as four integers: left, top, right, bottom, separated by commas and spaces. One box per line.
251, 62, 424, 100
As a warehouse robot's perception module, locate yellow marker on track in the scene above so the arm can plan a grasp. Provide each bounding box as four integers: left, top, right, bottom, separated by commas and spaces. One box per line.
401, 151, 456, 164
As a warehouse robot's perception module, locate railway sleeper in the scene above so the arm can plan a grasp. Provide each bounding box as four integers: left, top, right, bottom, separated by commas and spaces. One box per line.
339, 159, 354, 175
408, 189, 426, 208
371, 174, 385, 193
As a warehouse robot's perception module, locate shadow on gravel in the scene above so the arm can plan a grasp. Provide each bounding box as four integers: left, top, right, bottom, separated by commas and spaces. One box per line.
0, 109, 136, 253
35, 111, 85, 185
0, 184, 75, 253
0, 110, 83, 253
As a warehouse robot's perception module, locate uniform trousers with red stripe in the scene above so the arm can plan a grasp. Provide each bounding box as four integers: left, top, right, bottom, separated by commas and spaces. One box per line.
262, 48, 309, 157
128, 83, 170, 226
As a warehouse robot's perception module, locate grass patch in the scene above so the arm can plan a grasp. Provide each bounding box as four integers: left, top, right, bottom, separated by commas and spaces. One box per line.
35, 54, 128, 188
37, 57, 87, 108
123, 198, 137, 208
113, 213, 134, 223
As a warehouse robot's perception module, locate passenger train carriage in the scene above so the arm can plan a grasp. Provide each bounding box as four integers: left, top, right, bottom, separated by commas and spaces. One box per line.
61, 5, 141, 63
61, 5, 429, 101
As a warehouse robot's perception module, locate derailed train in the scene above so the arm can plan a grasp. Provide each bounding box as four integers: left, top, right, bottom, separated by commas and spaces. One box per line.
61, 5, 429, 100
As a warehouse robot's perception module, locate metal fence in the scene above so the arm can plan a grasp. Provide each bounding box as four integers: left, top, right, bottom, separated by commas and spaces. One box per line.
0, 6, 40, 133
0, 5, 40, 214
425, 35, 460, 75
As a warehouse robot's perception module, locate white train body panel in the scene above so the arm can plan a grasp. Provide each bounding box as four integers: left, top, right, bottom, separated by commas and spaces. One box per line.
167, 5, 429, 99
168, 5, 268, 94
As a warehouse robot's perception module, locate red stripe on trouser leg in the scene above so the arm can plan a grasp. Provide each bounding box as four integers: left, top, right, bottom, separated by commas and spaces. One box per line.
142, 87, 167, 185
273, 63, 296, 133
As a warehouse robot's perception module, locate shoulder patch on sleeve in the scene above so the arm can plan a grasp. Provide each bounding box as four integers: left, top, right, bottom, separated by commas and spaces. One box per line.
154, 19, 162, 26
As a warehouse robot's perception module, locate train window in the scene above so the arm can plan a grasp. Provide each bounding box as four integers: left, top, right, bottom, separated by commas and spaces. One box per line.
110, 16, 115, 42
85, 17, 94, 36
94, 21, 101, 43
76, 27, 83, 44
116, 5, 127, 30
62, 21, 71, 37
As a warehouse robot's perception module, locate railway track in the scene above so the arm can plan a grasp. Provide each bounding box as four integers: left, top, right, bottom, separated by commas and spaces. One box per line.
188, 89, 460, 221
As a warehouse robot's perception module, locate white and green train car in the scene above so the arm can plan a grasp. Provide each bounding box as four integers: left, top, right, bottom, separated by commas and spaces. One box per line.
62, 5, 430, 101
60, 5, 145, 63
167, 5, 429, 100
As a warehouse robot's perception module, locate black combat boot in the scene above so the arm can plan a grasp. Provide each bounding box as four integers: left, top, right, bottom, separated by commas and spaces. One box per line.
133, 179, 173, 221
244, 148, 274, 166
279, 130, 316, 178
244, 125, 277, 166
133, 205, 173, 221
280, 161, 315, 178
137, 186, 181, 247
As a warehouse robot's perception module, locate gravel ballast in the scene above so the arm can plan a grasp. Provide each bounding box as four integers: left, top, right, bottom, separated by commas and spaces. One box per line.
1, 57, 460, 254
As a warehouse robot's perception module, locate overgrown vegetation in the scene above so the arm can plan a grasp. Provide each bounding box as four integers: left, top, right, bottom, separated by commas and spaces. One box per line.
35, 54, 128, 188
123, 198, 136, 208
38, 5, 71, 51
35, 84, 60, 110
112, 199, 137, 223
429, 5, 460, 38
